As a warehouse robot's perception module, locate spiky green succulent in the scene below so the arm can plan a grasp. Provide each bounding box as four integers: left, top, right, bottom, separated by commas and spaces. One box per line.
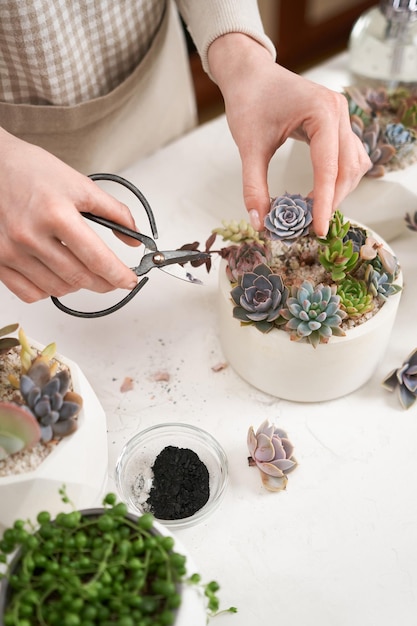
318, 211, 359, 281
337, 277, 374, 318
280, 281, 346, 348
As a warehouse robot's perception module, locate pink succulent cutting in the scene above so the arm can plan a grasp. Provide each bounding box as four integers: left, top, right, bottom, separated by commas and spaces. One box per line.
247, 419, 297, 492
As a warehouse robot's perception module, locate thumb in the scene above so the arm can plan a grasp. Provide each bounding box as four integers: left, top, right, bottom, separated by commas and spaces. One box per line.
241, 151, 270, 231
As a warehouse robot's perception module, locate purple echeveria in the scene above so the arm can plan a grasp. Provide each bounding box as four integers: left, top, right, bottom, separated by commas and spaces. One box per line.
264, 193, 313, 243
247, 419, 297, 491
383, 348, 417, 410
231, 263, 288, 333
224, 242, 271, 283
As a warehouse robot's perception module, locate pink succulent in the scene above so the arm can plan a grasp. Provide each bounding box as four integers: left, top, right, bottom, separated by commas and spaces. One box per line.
247, 419, 297, 492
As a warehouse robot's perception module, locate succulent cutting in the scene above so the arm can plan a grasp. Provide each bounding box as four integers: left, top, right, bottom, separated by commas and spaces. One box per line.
247, 419, 297, 492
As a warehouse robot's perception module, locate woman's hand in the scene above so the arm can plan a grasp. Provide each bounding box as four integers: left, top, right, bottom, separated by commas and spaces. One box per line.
0, 129, 139, 302
208, 33, 371, 237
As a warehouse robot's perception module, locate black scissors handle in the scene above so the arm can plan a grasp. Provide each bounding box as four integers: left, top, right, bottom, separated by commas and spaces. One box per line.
51, 276, 149, 318
88, 173, 158, 239
81, 212, 157, 251
51, 172, 158, 318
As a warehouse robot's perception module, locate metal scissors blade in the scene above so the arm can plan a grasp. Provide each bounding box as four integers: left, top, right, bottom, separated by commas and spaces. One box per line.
135, 249, 210, 276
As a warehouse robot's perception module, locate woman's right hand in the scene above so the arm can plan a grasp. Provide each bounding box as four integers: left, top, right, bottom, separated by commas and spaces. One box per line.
0, 129, 139, 302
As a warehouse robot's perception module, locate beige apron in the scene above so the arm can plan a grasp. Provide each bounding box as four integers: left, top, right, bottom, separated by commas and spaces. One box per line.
0, 0, 197, 174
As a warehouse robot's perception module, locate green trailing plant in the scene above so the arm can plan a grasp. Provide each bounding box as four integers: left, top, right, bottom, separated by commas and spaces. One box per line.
0, 488, 237, 626
180, 193, 402, 348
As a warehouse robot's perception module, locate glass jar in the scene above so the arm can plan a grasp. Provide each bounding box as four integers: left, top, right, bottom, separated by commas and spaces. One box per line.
348, 0, 417, 88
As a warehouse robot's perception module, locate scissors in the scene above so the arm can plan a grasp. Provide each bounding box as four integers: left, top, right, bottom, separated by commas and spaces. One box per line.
51, 173, 210, 318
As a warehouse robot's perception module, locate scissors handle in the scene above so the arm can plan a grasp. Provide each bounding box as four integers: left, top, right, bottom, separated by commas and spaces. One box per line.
81, 212, 157, 251
51, 277, 149, 318
88, 173, 158, 239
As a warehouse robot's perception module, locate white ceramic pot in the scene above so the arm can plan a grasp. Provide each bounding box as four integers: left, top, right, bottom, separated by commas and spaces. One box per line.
0, 344, 108, 530
218, 233, 403, 403
281, 141, 417, 242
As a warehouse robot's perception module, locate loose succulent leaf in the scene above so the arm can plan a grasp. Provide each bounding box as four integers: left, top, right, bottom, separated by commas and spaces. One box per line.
0, 323, 19, 338
0, 402, 41, 457
0, 323, 20, 355
260, 470, 288, 492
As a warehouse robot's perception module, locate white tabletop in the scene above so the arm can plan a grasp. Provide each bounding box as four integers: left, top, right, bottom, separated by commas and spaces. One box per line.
2, 54, 417, 626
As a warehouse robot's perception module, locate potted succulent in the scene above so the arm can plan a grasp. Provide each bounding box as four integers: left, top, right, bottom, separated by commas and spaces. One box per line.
0, 490, 235, 626
0, 325, 108, 530
183, 193, 403, 402
283, 84, 417, 241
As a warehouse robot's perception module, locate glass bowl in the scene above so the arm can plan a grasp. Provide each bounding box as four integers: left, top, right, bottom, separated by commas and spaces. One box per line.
115, 423, 228, 529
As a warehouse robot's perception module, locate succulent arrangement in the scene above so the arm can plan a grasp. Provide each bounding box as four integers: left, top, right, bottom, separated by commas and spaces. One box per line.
0, 488, 237, 625
344, 84, 417, 177
383, 348, 417, 410
247, 420, 297, 492
185, 193, 402, 348
0, 324, 81, 461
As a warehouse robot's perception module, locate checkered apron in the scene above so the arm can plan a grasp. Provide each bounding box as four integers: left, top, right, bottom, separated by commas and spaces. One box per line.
0, 0, 197, 172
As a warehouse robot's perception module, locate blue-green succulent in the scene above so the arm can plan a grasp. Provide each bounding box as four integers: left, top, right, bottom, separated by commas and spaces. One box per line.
385, 122, 415, 152
365, 265, 402, 301
280, 281, 347, 348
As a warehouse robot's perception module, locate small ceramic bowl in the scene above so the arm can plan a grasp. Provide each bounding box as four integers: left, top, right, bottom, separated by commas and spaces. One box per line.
115, 423, 228, 529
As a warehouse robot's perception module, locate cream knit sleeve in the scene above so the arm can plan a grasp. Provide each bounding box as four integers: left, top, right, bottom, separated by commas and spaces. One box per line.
175, 0, 276, 79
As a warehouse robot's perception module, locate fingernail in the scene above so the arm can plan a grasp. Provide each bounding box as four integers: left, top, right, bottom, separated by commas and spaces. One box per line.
127, 279, 138, 290
249, 209, 262, 231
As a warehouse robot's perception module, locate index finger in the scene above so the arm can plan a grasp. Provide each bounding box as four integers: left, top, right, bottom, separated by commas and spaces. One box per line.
309, 129, 339, 237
